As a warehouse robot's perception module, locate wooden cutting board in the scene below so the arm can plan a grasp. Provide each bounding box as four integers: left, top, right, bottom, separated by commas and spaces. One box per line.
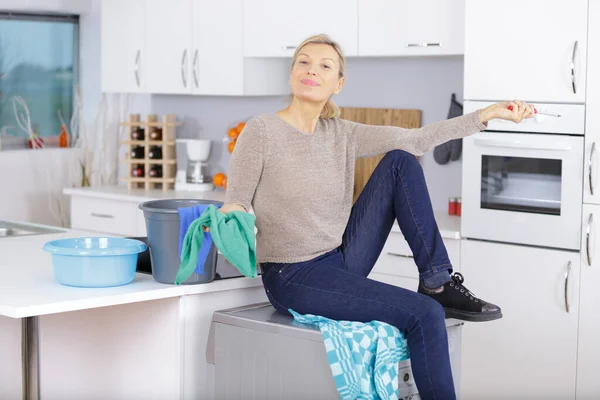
339, 107, 422, 203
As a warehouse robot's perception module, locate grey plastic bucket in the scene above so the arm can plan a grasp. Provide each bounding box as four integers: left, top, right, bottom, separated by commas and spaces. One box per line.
138, 199, 223, 285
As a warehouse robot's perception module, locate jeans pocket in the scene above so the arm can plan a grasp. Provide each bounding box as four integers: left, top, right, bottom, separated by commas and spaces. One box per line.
277, 263, 292, 274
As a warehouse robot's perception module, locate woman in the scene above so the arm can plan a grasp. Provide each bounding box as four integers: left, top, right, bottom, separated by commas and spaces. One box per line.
222, 34, 535, 399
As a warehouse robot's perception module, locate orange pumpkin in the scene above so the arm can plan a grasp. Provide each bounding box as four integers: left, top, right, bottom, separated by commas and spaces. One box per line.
228, 140, 236, 153
227, 127, 239, 139
213, 173, 226, 187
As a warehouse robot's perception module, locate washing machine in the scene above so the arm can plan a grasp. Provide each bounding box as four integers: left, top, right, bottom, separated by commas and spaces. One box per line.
207, 302, 463, 399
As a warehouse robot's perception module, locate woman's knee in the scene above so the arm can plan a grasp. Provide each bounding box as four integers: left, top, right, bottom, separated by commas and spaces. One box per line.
382, 149, 420, 169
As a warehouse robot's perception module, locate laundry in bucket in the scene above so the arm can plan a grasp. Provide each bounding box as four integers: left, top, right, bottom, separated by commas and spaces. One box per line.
178, 204, 213, 277
176, 204, 257, 285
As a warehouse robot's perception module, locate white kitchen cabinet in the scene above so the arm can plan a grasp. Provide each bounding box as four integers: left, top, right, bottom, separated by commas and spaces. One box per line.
145, 0, 192, 94
192, 0, 245, 95
69, 196, 146, 236
368, 272, 418, 292
144, 0, 246, 95
101, 0, 146, 93
243, 0, 358, 58
584, 0, 600, 204
464, 0, 588, 103
358, 0, 465, 57
460, 240, 580, 399
577, 204, 600, 399
115, 0, 285, 96
371, 231, 460, 283
37, 287, 266, 399
0, 316, 21, 399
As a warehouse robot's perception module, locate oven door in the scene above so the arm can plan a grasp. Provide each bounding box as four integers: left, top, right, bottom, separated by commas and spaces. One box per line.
462, 132, 583, 250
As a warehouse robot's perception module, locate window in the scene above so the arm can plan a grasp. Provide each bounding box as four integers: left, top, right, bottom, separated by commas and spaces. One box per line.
0, 13, 78, 143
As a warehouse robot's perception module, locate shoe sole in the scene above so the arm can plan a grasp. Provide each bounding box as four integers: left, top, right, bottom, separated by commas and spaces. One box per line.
444, 308, 503, 322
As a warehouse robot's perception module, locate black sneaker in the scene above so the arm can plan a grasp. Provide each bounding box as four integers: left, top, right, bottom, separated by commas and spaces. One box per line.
418, 272, 503, 322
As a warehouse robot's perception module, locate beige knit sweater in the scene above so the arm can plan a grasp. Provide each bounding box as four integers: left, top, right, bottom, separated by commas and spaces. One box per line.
225, 110, 487, 263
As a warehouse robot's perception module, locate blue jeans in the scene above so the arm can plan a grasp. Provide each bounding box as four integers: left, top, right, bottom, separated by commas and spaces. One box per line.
261, 150, 457, 399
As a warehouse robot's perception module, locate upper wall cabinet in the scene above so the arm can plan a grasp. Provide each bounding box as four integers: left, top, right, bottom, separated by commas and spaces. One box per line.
144, 0, 246, 96
101, 0, 146, 93
464, 0, 588, 103
101, 0, 468, 95
144, 0, 193, 95
242, 0, 358, 58
358, 0, 465, 57
102, 0, 287, 96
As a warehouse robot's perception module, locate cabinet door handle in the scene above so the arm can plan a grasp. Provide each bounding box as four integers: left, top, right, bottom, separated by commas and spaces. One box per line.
564, 261, 571, 313
134, 50, 141, 87
181, 49, 188, 88
590, 142, 596, 195
387, 252, 414, 259
192, 49, 199, 88
406, 42, 442, 48
587, 213, 594, 266
282, 45, 297, 50
571, 40, 578, 94
90, 212, 115, 219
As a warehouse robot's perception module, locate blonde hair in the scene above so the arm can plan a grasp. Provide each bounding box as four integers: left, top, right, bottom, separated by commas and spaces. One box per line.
291, 34, 346, 119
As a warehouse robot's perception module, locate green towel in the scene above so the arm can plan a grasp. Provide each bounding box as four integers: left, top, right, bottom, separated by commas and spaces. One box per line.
175, 204, 257, 285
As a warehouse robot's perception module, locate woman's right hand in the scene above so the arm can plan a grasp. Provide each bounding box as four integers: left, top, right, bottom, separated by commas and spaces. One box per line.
480, 100, 536, 124
202, 203, 247, 232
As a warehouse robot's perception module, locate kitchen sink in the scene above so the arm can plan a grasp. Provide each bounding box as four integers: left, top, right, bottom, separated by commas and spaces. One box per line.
0, 221, 65, 238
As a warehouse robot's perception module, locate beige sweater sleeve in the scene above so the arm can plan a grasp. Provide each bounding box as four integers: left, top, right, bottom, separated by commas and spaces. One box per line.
352, 110, 487, 159
224, 117, 266, 211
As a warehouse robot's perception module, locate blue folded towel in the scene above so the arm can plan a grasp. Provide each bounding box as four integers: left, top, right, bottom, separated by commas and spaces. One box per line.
178, 204, 213, 275
290, 309, 409, 400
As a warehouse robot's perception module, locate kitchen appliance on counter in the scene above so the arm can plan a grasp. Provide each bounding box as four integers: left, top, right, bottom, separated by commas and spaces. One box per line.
461, 101, 585, 250
175, 139, 215, 192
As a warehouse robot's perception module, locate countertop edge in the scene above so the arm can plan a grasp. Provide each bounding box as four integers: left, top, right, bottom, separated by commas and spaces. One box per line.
2, 276, 264, 319
62, 187, 158, 203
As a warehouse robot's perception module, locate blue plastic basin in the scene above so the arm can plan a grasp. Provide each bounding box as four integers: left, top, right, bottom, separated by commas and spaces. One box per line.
42, 237, 147, 288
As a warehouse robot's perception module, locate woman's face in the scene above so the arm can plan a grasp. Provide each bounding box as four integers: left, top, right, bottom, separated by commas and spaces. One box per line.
289, 43, 344, 104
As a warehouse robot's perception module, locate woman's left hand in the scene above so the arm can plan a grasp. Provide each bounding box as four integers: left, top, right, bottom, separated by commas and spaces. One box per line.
480, 100, 536, 124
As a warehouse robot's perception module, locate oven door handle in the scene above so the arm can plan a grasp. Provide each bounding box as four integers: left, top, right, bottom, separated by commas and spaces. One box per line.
474, 137, 572, 151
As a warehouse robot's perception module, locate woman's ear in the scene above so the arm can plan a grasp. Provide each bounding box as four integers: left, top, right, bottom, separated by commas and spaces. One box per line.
334, 76, 345, 95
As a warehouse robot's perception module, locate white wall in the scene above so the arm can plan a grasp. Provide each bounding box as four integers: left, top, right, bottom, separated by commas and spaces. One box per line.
0, 148, 83, 226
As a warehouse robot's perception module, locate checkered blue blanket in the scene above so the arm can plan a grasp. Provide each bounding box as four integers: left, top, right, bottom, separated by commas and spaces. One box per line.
290, 310, 410, 400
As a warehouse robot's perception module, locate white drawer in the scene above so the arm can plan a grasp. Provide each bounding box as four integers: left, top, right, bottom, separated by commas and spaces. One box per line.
372, 232, 460, 279
71, 197, 138, 236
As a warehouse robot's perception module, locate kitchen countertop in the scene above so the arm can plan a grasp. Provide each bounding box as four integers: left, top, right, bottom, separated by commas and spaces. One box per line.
63, 185, 226, 203
65, 186, 461, 239
0, 223, 262, 319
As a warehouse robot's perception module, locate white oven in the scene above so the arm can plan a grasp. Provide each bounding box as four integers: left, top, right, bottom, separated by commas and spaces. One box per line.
462, 101, 585, 250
